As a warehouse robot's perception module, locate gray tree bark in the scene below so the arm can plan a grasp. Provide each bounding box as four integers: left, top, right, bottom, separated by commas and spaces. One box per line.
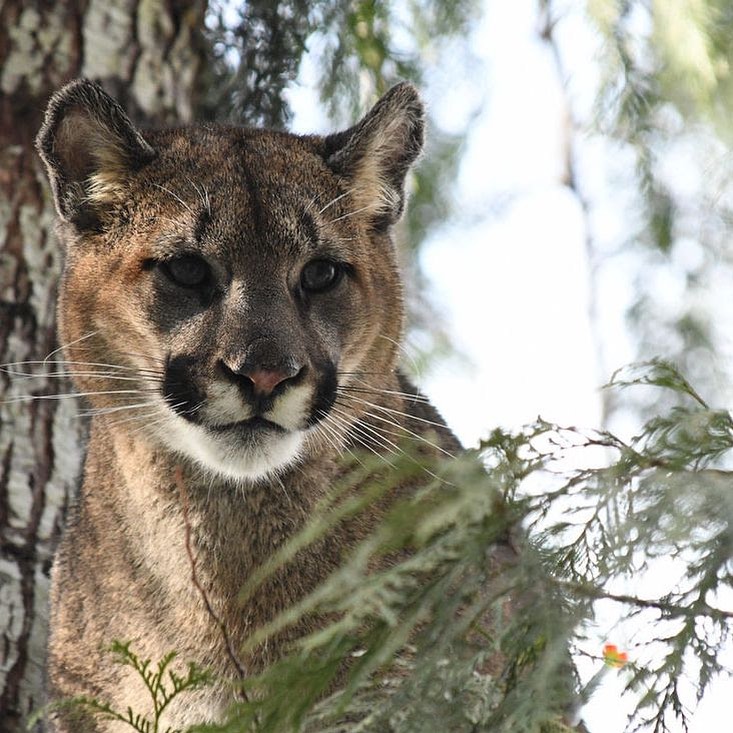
0, 2, 207, 729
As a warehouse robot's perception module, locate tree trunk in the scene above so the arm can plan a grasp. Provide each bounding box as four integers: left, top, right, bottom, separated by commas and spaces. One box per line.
0, 2, 207, 729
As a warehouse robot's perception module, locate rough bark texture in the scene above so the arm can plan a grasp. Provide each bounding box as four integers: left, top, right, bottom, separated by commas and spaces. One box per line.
0, 2, 206, 729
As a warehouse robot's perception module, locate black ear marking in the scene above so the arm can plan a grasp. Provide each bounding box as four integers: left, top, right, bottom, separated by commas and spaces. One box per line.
36, 79, 156, 229
322, 82, 425, 228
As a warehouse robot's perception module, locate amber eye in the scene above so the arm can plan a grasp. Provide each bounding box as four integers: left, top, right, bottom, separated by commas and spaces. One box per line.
162, 255, 210, 288
301, 259, 342, 293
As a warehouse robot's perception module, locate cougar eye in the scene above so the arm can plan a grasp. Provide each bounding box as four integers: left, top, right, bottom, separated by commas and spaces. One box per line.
301, 259, 342, 293
162, 255, 210, 288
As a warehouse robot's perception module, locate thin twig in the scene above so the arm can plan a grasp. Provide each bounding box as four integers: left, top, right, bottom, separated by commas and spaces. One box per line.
174, 467, 252, 690
556, 578, 733, 621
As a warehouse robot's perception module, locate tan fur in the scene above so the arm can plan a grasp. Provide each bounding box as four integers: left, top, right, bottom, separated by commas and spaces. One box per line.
37, 80, 460, 732
56, 113, 129, 204
349, 114, 414, 217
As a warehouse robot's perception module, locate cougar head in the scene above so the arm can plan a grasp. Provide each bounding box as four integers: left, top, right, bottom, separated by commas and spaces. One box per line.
37, 79, 424, 481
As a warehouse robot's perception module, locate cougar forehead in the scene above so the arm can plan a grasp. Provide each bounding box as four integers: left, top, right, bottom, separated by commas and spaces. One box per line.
138, 130, 362, 280
40, 79, 423, 482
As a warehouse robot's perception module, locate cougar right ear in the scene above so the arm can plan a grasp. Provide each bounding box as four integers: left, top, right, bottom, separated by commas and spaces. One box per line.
36, 79, 156, 229
322, 82, 425, 230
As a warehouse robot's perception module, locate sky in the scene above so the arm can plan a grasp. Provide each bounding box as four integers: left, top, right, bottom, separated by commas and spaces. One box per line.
288, 1, 732, 730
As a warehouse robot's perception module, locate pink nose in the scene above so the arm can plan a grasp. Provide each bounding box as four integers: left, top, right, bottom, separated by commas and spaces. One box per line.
242, 368, 290, 395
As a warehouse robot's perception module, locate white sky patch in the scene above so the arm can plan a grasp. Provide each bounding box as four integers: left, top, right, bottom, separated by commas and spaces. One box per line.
422, 186, 600, 443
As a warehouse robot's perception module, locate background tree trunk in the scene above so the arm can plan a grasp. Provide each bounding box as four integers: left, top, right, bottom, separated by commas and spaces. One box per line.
0, 3, 207, 729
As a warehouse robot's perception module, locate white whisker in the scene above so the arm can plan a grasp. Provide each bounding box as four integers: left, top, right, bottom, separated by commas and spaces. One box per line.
378, 334, 422, 379
188, 178, 212, 217
182, 401, 205, 417
340, 382, 430, 405
335, 401, 454, 460
2, 359, 162, 375
330, 407, 400, 461
126, 413, 175, 437
328, 204, 373, 224
121, 401, 187, 436
44, 330, 100, 365
0, 369, 158, 383
331, 403, 452, 484
79, 401, 159, 418
327, 410, 396, 468
3, 389, 155, 405
349, 374, 428, 403
153, 183, 195, 215
107, 408, 163, 429
315, 411, 363, 467
63, 345, 167, 366
339, 394, 449, 431
318, 190, 351, 215
273, 474, 292, 505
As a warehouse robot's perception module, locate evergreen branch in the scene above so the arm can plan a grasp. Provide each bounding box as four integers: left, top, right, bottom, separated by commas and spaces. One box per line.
606, 360, 709, 409
41, 362, 733, 732
555, 579, 733, 622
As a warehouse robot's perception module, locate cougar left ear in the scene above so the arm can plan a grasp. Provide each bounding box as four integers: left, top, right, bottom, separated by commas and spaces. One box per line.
36, 79, 156, 230
322, 82, 425, 229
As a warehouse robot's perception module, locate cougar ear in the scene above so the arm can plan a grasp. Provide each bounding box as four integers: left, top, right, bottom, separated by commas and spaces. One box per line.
36, 79, 155, 229
323, 82, 425, 229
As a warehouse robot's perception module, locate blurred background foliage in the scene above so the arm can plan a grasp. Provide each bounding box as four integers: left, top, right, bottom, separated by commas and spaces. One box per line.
585, 0, 733, 418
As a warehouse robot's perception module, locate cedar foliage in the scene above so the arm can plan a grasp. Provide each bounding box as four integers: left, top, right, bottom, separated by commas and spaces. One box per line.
48, 362, 733, 732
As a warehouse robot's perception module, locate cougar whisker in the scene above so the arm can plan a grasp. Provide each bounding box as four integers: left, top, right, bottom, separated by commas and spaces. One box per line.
332, 402, 453, 483
153, 183, 195, 215
329, 406, 401, 460
378, 333, 422, 378
321, 411, 385, 468
125, 411, 180, 438
317, 189, 352, 215
1, 359, 162, 375
2, 388, 159, 405
0, 369, 160, 383
314, 411, 356, 464
339, 384, 430, 405
328, 204, 374, 224
79, 403, 158, 418
338, 394, 450, 431
43, 330, 100, 365
106, 407, 164, 429
64, 344, 168, 365
187, 178, 212, 217
335, 399, 454, 459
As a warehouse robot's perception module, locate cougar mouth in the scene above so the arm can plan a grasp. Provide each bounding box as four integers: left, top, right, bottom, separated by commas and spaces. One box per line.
158, 411, 305, 480
210, 416, 286, 436
156, 353, 337, 479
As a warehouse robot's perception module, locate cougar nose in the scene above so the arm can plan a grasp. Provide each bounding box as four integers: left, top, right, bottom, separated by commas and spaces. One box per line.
241, 367, 295, 395
221, 348, 305, 397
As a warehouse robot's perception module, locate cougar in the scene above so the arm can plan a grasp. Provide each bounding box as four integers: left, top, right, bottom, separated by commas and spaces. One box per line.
36, 79, 462, 730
